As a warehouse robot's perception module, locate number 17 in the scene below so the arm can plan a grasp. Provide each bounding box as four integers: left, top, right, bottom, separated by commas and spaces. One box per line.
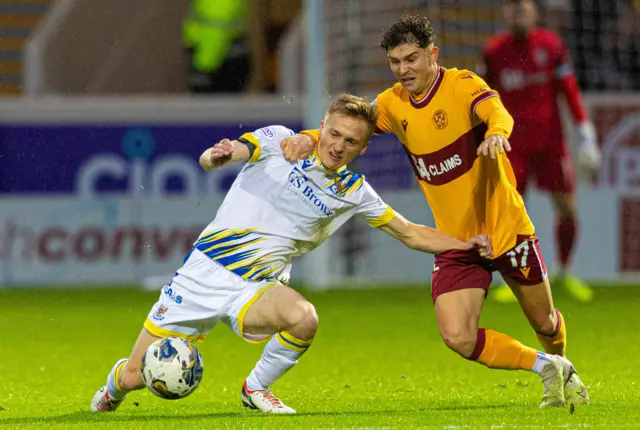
506, 241, 530, 268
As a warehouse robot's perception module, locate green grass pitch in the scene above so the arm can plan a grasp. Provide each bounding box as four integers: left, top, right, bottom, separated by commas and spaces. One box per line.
1, 284, 640, 429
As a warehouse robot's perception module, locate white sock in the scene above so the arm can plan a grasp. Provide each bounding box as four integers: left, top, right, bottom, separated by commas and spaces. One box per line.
106, 359, 129, 400
530, 351, 553, 374
245, 332, 312, 391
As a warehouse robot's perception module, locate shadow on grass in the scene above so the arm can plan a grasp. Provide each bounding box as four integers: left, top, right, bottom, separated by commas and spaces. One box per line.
0, 403, 528, 425
0, 410, 246, 425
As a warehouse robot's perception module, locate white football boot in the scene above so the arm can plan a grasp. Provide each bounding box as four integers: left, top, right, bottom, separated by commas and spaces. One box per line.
90, 358, 128, 412
241, 380, 296, 414
90, 386, 126, 412
539, 355, 567, 408
563, 359, 590, 406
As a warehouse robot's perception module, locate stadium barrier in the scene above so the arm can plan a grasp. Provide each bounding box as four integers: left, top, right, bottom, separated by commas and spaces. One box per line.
0, 95, 638, 288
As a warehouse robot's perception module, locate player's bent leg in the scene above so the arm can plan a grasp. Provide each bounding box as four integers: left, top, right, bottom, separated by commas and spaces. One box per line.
549, 192, 593, 303
435, 288, 485, 358
92, 250, 223, 412
435, 288, 566, 407
90, 328, 160, 412
239, 283, 318, 414
433, 248, 567, 406
119, 328, 161, 390
503, 275, 588, 406
502, 275, 565, 356
242, 283, 318, 342
436, 288, 542, 369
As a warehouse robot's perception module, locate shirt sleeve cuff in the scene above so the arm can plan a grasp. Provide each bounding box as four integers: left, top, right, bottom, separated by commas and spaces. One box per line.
368, 206, 395, 228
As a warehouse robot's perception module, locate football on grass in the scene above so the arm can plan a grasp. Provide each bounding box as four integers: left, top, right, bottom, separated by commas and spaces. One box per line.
141, 337, 204, 400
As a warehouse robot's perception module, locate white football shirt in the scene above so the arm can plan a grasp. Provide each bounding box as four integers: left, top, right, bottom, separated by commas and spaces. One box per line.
194, 125, 394, 284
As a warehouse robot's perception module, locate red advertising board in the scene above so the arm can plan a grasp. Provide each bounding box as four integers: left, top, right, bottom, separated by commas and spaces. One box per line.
593, 101, 640, 273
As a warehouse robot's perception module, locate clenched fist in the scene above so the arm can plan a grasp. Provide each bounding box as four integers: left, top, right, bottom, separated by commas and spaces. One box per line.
280, 134, 316, 162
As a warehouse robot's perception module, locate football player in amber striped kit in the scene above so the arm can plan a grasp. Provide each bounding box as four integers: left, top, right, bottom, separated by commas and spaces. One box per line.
281, 15, 589, 408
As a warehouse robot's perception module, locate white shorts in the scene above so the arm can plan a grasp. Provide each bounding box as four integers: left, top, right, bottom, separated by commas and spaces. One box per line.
144, 249, 275, 343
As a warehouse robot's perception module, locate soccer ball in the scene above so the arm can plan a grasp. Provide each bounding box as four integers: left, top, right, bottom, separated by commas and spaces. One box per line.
141, 337, 204, 400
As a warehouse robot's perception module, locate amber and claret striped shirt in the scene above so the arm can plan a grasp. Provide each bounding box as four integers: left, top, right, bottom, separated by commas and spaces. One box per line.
304, 67, 535, 257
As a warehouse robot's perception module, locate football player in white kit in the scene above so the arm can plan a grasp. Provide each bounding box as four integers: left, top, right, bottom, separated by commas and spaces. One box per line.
90, 94, 493, 414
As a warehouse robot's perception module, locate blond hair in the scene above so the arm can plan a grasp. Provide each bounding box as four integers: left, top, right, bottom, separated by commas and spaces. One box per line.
325, 93, 379, 137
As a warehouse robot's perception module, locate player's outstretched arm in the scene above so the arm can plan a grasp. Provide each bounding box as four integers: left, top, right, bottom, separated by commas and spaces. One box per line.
377, 211, 493, 257
199, 138, 251, 171
460, 73, 514, 159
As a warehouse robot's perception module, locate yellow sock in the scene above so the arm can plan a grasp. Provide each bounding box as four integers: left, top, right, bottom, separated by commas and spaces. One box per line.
535, 308, 566, 356
471, 328, 538, 371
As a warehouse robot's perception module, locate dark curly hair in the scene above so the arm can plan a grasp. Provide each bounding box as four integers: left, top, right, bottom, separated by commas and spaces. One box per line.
380, 15, 436, 51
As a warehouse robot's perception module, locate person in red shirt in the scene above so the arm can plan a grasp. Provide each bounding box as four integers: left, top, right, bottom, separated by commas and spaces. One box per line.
479, 0, 601, 302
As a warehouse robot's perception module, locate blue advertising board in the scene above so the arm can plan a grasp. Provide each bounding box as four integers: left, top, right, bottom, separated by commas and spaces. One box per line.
0, 124, 414, 196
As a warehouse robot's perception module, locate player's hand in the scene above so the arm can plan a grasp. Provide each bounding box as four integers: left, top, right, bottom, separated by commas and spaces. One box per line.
577, 121, 601, 175
209, 138, 234, 167
468, 234, 493, 259
280, 134, 316, 162
477, 134, 511, 159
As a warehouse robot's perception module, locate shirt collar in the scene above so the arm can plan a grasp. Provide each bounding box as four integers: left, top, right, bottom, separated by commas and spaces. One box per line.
309, 146, 349, 176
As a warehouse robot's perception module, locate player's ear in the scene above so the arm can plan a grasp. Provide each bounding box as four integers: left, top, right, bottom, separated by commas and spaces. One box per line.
319, 120, 325, 135
431, 46, 439, 63
359, 141, 370, 156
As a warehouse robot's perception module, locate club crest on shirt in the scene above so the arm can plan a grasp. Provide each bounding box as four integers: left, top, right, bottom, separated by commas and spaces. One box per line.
153, 304, 169, 321
433, 110, 448, 130
333, 181, 344, 195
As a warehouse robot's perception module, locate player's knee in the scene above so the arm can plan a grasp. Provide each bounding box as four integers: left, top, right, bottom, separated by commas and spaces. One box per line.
530, 310, 557, 337
284, 301, 318, 341
119, 361, 145, 391
439, 326, 477, 358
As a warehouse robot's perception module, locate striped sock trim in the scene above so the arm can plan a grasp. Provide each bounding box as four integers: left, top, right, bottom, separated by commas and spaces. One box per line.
531, 351, 552, 374
114, 360, 127, 392
275, 331, 313, 353
106, 359, 129, 400
551, 309, 562, 337
469, 328, 486, 361
534, 309, 563, 338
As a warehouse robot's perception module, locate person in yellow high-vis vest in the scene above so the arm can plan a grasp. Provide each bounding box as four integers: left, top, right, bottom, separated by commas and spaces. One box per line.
183, 0, 250, 93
